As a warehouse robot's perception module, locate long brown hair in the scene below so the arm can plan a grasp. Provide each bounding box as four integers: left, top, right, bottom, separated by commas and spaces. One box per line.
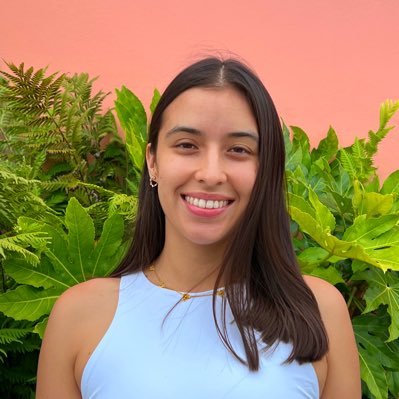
112, 57, 328, 370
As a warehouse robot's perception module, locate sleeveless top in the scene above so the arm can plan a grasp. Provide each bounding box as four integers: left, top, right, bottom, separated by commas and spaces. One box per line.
81, 272, 319, 398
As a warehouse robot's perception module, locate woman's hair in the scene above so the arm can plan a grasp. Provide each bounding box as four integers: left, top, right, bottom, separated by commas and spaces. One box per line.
112, 57, 328, 370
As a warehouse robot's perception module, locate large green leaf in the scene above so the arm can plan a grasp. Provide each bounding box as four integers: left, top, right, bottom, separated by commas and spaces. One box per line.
308, 188, 336, 233
90, 214, 124, 277
343, 215, 399, 272
33, 317, 48, 339
297, 247, 329, 273
343, 215, 399, 245
43, 224, 82, 286
310, 266, 344, 285
381, 170, 399, 195
311, 126, 338, 162
0, 286, 61, 321
0, 197, 129, 326
291, 126, 311, 170
358, 192, 394, 217
285, 145, 303, 172
291, 193, 399, 272
65, 197, 95, 281
353, 312, 396, 399
150, 88, 161, 114
3, 257, 70, 290
115, 86, 147, 171
353, 269, 399, 341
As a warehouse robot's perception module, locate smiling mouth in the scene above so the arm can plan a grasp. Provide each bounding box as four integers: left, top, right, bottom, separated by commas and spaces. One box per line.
183, 195, 233, 209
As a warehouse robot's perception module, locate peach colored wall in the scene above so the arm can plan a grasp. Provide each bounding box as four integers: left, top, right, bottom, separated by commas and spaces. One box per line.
1, 0, 398, 179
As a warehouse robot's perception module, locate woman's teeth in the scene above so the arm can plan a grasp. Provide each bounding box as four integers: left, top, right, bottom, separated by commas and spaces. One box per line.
184, 196, 229, 209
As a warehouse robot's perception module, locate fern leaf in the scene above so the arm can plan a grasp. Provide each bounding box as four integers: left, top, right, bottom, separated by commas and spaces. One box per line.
339, 148, 357, 179
0, 328, 31, 345
0, 237, 40, 265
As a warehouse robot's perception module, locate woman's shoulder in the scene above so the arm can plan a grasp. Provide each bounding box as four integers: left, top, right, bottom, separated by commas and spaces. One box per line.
302, 275, 349, 324
37, 278, 122, 397
51, 277, 121, 324
303, 275, 361, 398
303, 275, 346, 305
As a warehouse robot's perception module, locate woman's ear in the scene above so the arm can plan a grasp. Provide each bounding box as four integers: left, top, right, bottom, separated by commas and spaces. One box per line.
146, 143, 157, 179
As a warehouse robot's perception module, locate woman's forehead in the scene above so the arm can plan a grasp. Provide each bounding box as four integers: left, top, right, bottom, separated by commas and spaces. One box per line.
159, 86, 258, 134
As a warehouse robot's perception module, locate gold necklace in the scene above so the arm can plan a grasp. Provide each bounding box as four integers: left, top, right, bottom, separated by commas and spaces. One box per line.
148, 265, 225, 301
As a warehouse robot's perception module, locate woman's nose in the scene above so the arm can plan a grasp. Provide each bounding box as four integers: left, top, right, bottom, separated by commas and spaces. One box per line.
194, 151, 227, 186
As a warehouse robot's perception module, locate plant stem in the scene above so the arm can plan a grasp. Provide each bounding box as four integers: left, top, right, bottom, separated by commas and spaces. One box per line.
347, 285, 357, 309
0, 260, 6, 293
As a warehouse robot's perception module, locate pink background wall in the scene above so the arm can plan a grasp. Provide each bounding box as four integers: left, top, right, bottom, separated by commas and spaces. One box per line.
1, 0, 398, 179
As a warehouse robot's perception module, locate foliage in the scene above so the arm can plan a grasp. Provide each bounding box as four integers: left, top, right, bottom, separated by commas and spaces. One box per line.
285, 99, 399, 399
0, 62, 135, 214
0, 62, 139, 398
0, 61, 398, 398
115, 86, 160, 193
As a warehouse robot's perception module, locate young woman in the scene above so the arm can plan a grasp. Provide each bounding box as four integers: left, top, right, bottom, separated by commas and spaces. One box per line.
36, 57, 360, 398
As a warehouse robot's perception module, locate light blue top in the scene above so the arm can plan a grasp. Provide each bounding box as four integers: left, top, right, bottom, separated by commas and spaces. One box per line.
81, 271, 319, 398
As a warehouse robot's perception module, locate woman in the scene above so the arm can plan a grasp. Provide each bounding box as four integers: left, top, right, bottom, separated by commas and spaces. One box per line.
36, 57, 360, 398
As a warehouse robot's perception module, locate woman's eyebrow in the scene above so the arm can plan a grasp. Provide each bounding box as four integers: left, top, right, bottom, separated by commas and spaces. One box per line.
165, 126, 201, 137
165, 125, 258, 142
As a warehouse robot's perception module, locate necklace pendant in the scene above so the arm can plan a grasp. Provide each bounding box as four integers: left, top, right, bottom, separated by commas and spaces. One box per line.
182, 293, 191, 301
217, 289, 225, 297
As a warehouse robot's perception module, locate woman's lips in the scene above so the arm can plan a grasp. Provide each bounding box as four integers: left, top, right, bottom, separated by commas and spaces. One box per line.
182, 194, 233, 217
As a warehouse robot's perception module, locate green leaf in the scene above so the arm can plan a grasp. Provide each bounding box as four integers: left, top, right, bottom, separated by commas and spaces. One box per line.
291, 126, 311, 169
0, 286, 61, 321
381, 170, 399, 195
312, 126, 338, 162
339, 148, 357, 179
343, 215, 399, 271
282, 121, 293, 155
115, 86, 147, 171
343, 215, 399, 244
285, 145, 302, 172
379, 99, 399, 132
289, 204, 396, 271
387, 370, 399, 398
65, 197, 95, 281
90, 214, 124, 277
0, 328, 31, 344
353, 312, 394, 399
359, 192, 394, 217
33, 317, 48, 339
310, 266, 344, 285
298, 247, 329, 273
308, 188, 336, 233
353, 269, 399, 341
150, 88, 161, 114
0, 236, 40, 265
43, 225, 81, 286
3, 257, 69, 290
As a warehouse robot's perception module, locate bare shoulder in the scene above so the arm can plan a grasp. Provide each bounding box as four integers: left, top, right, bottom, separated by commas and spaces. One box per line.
52, 277, 120, 322
303, 275, 361, 399
36, 278, 120, 399
303, 275, 347, 314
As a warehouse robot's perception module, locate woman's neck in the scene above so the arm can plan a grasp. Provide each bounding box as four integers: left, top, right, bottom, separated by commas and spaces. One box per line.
150, 238, 226, 293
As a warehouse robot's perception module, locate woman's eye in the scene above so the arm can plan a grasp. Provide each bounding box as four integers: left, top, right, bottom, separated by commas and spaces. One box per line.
229, 146, 250, 155
176, 142, 196, 150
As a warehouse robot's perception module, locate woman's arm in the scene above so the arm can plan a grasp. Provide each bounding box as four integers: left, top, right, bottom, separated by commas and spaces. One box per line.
36, 278, 119, 399
304, 276, 361, 399
36, 285, 84, 398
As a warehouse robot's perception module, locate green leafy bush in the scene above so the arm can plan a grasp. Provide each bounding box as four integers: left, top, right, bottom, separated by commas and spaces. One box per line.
285, 99, 399, 399
0, 62, 398, 398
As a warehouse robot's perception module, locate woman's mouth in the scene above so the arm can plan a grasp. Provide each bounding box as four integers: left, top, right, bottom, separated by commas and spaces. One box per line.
182, 195, 233, 210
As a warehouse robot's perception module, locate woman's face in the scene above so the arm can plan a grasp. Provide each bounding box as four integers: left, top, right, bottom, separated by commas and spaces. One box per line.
147, 86, 259, 248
